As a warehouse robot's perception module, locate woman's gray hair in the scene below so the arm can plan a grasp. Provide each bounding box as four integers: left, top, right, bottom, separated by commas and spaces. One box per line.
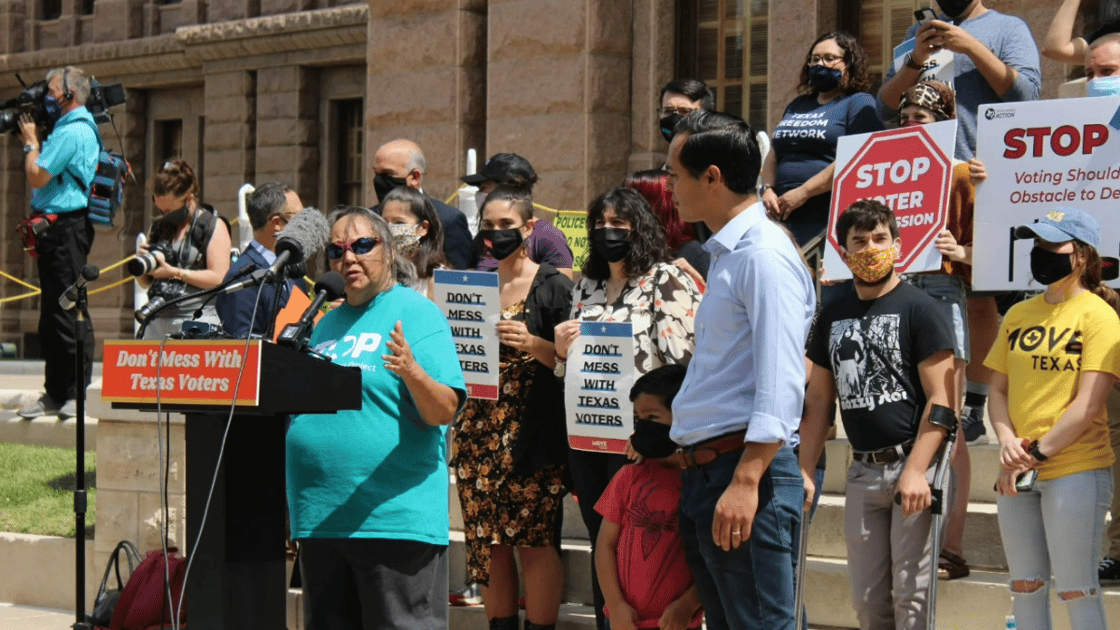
325, 205, 418, 287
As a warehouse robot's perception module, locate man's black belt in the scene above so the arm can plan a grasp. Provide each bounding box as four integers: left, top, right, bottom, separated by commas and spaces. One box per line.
851, 440, 915, 465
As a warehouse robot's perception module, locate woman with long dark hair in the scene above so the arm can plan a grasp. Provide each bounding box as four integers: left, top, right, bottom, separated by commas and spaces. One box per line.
380, 185, 447, 298
760, 31, 883, 247
554, 187, 701, 630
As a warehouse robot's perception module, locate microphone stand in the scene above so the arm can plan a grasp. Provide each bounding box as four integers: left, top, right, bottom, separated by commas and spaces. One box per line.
72, 280, 92, 630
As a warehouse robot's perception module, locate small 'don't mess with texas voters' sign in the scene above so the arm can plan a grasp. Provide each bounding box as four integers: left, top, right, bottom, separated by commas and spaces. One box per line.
434, 269, 500, 400
565, 321, 636, 454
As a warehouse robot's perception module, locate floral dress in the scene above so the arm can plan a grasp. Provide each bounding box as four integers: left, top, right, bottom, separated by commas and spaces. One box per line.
450, 300, 566, 584
570, 262, 701, 373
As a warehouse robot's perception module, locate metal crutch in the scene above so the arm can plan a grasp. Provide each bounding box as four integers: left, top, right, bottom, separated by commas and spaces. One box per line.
925, 425, 958, 630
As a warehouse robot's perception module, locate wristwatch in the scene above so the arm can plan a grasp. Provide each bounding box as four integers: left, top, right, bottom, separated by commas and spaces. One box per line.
758, 183, 772, 196
905, 53, 923, 71
23, 144, 37, 154
1027, 439, 1048, 462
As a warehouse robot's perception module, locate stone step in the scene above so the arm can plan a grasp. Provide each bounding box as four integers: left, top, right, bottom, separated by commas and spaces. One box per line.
808, 494, 1007, 570
802, 556, 1120, 630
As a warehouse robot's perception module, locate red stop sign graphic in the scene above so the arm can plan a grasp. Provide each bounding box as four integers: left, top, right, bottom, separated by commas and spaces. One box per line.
828, 126, 952, 270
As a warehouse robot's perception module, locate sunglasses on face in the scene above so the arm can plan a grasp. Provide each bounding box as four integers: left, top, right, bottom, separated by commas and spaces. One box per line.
327, 237, 382, 260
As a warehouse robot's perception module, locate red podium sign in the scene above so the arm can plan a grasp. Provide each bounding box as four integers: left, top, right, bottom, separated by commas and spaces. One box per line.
102, 340, 262, 406
828, 124, 952, 270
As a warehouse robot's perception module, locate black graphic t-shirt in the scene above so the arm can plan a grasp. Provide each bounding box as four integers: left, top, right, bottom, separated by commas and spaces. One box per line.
808, 281, 954, 451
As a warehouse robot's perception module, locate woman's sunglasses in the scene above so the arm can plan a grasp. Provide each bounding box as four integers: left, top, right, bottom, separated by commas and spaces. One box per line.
327, 237, 382, 260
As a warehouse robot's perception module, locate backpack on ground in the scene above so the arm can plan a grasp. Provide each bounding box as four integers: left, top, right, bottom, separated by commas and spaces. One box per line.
57, 117, 132, 228
108, 547, 187, 630
90, 540, 142, 628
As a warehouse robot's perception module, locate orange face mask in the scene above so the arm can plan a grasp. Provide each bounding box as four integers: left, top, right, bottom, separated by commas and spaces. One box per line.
845, 245, 897, 283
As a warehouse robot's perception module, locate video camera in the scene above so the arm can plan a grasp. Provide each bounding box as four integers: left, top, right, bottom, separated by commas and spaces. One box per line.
0, 73, 125, 135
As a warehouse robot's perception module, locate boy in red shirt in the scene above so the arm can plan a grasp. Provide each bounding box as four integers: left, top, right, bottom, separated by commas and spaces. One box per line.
595, 364, 703, 630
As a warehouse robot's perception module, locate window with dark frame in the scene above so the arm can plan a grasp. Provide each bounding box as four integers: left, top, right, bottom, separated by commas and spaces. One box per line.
334, 99, 364, 208
843, 0, 930, 95
159, 119, 183, 166
80, 0, 95, 15
677, 0, 769, 133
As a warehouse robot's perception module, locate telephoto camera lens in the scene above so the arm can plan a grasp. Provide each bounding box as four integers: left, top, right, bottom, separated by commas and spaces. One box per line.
134, 295, 167, 324
127, 252, 161, 276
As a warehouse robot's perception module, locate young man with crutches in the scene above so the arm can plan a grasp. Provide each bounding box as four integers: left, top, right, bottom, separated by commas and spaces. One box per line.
798, 199, 955, 630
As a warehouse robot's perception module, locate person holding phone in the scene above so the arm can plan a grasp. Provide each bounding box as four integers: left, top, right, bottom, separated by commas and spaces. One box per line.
986, 208, 1120, 630
877, 0, 1040, 162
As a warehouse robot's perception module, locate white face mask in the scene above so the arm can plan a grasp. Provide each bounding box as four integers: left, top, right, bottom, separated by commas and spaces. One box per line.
1087, 75, 1120, 98
388, 223, 421, 255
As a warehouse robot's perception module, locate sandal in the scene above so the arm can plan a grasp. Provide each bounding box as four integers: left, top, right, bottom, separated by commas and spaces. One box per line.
938, 549, 970, 580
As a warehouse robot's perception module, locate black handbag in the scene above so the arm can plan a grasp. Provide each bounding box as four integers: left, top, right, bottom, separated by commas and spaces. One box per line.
89, 540, 142, 627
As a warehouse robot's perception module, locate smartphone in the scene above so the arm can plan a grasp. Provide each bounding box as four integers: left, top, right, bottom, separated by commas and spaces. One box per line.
1014, 469, 1038, 492
915, 7, 937, 26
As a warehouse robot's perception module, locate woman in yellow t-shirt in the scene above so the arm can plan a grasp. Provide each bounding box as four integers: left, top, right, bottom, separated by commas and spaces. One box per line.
985, 207, 1120, 630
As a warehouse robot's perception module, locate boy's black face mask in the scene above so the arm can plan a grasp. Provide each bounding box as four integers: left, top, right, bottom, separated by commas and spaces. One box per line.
630, 419, 678, 459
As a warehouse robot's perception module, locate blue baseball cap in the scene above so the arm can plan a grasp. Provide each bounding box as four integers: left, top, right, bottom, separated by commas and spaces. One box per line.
1014, 207, 1100, 248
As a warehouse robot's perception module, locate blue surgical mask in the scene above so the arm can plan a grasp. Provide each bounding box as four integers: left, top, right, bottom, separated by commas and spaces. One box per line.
1087, 76, 1120, 98
44, 95, 63, 123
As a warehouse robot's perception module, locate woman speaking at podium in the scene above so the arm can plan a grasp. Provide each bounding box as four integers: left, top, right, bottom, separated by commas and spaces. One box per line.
285, 205, 466, 630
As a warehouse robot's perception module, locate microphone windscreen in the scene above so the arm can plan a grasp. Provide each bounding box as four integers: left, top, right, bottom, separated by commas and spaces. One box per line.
313, 271, 347, 301
275, 207, 330, 264
80, 265, 100, 282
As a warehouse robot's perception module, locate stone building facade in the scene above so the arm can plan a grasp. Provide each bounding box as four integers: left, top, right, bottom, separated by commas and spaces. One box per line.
0, 0, 1103, 355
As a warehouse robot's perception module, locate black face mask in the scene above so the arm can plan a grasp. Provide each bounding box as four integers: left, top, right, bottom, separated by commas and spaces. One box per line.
659, 113, 683, 143
479, 228, 525, 260
161, 206, 190, 226
592, 227, 631, 263
935, 0, 973, 18
807, 65, 843, 93
373, 173, 408, 204
1030, 246, 1075, 286
630, 419, 678, 460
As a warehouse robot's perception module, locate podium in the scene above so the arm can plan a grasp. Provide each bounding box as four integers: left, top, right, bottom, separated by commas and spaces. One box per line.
102, 340, 361, 630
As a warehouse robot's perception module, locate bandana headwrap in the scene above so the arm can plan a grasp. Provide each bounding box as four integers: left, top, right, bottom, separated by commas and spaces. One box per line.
899, 81, 956, 121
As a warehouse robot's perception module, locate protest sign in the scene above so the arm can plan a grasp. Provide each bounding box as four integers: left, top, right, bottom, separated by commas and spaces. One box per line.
434, 269, 501, 399
823, 120, 956, 281
565, 321, 636, 454
973, 97, 1120, 290
554, 211, 589, 270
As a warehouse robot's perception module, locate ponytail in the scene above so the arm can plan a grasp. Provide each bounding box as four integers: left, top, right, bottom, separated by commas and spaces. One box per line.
1076, 242, 1119, 313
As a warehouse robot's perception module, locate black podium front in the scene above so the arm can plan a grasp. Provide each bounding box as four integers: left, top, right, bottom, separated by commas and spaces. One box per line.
105, 340, 361, 630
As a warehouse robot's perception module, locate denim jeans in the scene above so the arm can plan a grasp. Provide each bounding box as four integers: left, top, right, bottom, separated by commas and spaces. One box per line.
997, 468, 1112, 630
678, 445, 802, 630
903, 273, 969, 361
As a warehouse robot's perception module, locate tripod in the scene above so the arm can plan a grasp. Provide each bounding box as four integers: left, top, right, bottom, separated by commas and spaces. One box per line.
69, 272, 94, 630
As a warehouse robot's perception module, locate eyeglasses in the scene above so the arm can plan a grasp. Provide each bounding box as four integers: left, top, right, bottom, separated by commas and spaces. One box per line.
657, 106, 697, 117
327, 237, 383, 260
808, 54, 844, 66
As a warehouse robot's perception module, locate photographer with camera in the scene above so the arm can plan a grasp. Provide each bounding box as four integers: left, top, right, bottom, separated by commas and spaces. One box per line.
134, 160, 231, 340
17, 66, 99, 420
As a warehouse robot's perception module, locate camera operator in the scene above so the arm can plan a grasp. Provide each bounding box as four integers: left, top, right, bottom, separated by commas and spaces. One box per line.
135, 160, 231, 340
17, 66, 99, 420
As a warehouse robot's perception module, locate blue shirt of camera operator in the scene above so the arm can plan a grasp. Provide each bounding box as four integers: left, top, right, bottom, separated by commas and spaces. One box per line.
31, 107, 98, 214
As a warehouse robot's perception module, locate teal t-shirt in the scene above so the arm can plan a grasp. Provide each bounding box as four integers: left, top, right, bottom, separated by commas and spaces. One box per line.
286, 284, 465, 544
32, 107, 99, 214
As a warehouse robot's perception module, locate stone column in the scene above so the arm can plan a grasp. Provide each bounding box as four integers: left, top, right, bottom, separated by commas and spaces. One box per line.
628, 0, 675, 172
86, 0, 143, 43
203, 70, 256, 214
0, 0, 29, 53
255, 65, 319, 201
487, 0, 632, 212
769, 0, 825, 133
366, 0, 487, 205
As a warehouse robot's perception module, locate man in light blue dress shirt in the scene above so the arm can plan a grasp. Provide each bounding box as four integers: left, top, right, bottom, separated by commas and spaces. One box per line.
666, 110, 816, 630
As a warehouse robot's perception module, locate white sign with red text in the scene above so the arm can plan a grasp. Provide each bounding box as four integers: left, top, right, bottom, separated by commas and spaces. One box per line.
973, 97, 1120, 290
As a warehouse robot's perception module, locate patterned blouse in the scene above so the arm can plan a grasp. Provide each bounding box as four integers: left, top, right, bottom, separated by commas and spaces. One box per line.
569, 262, 701, 375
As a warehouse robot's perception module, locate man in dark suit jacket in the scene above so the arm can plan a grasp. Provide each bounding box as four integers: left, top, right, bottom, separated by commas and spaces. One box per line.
216, 182, 304, 338
372, 138, 477, 270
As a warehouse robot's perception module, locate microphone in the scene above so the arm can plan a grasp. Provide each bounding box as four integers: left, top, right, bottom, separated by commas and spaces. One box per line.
59, 265, 99, 311
276, 272, 346, 350
268, 207, 330, 280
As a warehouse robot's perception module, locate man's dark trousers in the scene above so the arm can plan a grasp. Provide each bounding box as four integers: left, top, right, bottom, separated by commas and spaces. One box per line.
36, 210, 94, 403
